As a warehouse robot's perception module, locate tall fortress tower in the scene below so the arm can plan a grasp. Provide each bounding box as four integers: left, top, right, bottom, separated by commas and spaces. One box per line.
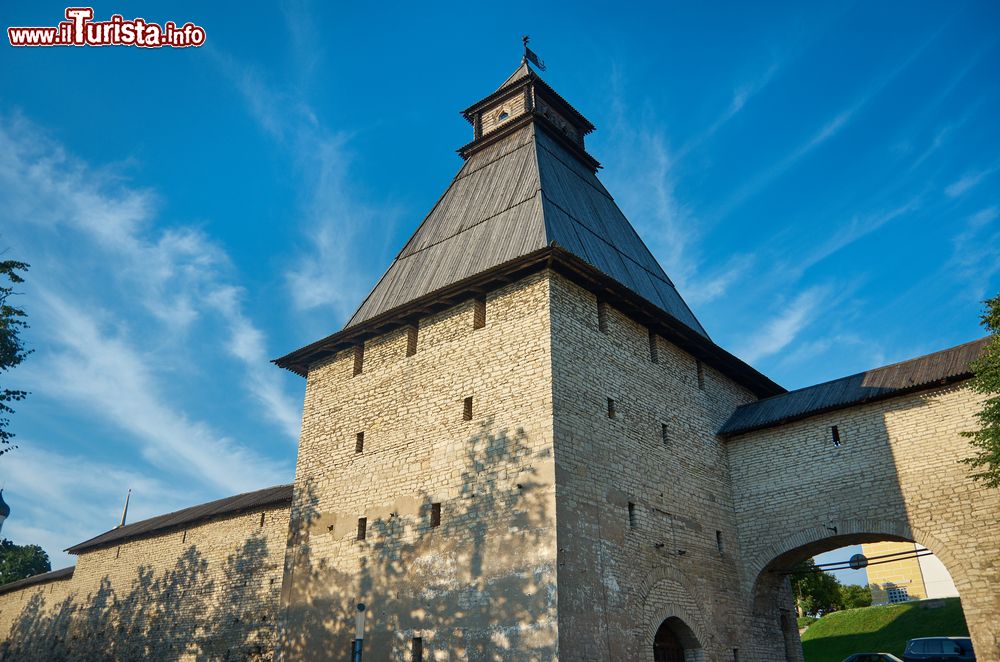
272, 56, 1000, 661
2, 55, 995, 662
274, 57, 784, 659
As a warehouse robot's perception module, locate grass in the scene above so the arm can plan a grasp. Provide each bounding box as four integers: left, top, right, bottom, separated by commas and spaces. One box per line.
802, 598, 969, 662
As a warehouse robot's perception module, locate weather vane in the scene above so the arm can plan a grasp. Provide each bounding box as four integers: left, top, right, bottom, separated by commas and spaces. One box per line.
521, 35, 546, 71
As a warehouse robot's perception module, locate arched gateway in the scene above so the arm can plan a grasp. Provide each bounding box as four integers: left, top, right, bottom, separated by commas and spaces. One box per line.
651, 615, 706, 662
723, 342, 1000, 660
270, 58, 998, 660
653, 618, 687, 662
0, 55, 996, 662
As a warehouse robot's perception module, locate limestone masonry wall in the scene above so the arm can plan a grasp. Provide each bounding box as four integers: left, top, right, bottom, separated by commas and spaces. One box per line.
280, 273, 559, 660
0, 503, 289, 660
2, 266, 996, 662
548, 273, 757, 662
728, 384, 1000, 661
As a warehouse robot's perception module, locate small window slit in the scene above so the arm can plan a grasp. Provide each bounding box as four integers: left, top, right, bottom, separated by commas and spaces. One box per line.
353, 344, 364, 376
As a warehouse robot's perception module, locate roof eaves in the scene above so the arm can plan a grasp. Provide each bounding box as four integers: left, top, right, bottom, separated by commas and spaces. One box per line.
458, 114, 600, 170
274, 246, 784, 399
719, 337, 989, 437
719, 373, 974, 437
66, 484, 293, 555
274, 247, 556, 376
0, 566, 74, 595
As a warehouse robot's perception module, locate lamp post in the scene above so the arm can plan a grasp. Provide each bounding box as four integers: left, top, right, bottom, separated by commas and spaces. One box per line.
351, 602, 366, 662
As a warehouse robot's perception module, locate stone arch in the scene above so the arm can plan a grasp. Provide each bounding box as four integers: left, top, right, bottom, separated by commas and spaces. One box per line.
746, 517, 971, 599
637, 567, 709, 662
652, 616, 702, 662
744, 517, 976, 662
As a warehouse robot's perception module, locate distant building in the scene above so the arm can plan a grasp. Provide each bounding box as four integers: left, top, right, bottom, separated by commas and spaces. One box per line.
864, 541, 960, 604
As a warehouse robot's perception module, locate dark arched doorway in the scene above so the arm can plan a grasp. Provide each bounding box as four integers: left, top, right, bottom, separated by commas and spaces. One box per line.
653, 618, 686, 662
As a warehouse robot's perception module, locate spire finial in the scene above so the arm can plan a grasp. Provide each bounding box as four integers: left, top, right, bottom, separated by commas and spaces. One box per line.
521, 35, 546, 71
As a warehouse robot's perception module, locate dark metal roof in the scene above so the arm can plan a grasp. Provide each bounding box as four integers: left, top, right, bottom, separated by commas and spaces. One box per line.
341, 123, 708, 339
0, 566, 74, 596
66, 484, 292, 555
274, 243, 784, 398
720, 337, 990, 436
272, 65, 788, 398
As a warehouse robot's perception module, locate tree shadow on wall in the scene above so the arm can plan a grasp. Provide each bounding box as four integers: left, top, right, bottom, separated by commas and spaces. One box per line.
1, 530, 281, 661
279, 422, 558, 661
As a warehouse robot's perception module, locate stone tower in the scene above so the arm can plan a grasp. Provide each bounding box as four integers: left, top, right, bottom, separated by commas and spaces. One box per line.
275, 58, 782, 660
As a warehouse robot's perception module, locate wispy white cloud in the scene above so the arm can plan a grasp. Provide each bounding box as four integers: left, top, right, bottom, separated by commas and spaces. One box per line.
716, 29, 944, 220
798, 199, 921, 275
674, 62, 781, 163
0, 113, 297, 503
944, 169, 991, 198
734, 286, 830, 363
207, 286, 302, 439
31, 291, 283, 493
713, 104, 862, 220
212, 31, 402, 324
948, 206, 1000, 300
601, 69, 764, 309
775, 332, 890, 377
0, 114, 299, 441
1, 445, 184, 568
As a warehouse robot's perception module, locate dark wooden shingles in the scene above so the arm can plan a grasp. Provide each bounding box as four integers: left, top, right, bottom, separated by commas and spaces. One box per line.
0, 566, 74, 595
65, 484, 293, 555
720, 337, 990, 436
345, 121, 711, 337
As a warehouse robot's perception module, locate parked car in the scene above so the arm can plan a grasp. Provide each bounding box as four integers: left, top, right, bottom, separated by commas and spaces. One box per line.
842, 654, 903, 662
903, 637, 975, 661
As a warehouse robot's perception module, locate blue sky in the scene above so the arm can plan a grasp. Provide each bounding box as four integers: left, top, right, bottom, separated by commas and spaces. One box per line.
0, 2, 997, 579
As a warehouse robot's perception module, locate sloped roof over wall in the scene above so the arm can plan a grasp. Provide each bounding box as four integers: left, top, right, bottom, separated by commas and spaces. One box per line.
0, 566, 74, 596
344, 123, 707, 338
66, 484, 292, 555
719, 337, 991, 436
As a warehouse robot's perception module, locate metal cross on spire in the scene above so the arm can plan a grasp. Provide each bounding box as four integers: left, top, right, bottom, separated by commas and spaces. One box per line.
521, 35, 546, 71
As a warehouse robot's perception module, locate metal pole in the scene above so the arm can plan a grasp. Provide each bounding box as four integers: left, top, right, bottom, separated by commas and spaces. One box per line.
351, 603, 366, 662
118, 488, 131, 528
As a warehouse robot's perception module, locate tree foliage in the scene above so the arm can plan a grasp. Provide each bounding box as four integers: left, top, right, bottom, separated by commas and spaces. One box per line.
962, 293, 1000, 488
0, 538, 50, 585
839, 582, 873, 610
0, 260, 32, 456
791, 558, 875, 617
791, 558, 844, 617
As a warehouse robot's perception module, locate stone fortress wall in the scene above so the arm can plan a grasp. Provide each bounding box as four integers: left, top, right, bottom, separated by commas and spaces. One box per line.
280, 272, 560, 660
728, 383, 1000, 661
0, 270, 995, 661
547, 273, 759, 661
0, 499, 290, 660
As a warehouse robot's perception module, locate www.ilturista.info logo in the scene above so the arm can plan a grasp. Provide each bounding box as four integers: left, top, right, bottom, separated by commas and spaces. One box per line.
8, 8, 206, 48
